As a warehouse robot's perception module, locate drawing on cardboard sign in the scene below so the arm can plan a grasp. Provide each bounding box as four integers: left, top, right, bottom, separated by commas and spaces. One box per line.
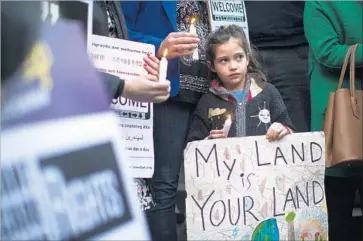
183, 132, 328, 240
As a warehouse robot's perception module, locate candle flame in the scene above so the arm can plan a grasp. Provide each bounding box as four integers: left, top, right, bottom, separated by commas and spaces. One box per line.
163, 48, 168, 58
190, 17, 196, 24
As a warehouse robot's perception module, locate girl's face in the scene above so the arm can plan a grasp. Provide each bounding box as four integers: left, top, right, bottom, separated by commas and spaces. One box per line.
210, 37, 249, 91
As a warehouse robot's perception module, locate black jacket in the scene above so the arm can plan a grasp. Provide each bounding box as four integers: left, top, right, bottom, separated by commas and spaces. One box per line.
187, 77, 294, 142
93, 1, 128, 39
245, 1, 307, 48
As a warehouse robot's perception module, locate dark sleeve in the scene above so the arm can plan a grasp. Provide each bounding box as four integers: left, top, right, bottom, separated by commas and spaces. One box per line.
1, 1, 41, 80
99, 72, 124, 101
304, 1, 363, 68
186, 95, 212, 142
269, 85, 295, 132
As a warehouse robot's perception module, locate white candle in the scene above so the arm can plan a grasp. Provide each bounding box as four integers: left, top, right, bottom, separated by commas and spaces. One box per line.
189, 22, 196, 34
223, 115, 232, 136
189, 17, 199, 60
159, 49, 168, 82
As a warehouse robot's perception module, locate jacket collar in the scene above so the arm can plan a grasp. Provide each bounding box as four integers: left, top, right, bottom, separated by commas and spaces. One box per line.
208, 75, 268, 103
209, 79, 252, 103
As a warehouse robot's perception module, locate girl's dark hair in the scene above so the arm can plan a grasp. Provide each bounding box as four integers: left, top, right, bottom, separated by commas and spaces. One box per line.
205, 24, 267, 81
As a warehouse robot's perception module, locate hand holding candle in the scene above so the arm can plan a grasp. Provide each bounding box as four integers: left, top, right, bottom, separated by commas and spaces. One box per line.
159, 48, 168, 82
207, 114, 232, 139
143, 53, 160, 78
157, 32, 199, 59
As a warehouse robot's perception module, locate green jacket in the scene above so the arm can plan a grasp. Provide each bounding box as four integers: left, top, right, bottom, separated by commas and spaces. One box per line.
304, 1, 363, 177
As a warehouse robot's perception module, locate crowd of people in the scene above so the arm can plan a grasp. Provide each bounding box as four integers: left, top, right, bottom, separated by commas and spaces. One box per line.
1, 1, 362, 241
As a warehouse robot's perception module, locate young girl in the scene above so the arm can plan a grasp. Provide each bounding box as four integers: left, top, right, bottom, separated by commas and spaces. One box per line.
187, 25, 294, 142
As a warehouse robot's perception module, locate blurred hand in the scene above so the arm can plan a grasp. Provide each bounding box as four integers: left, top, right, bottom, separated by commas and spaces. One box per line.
207, 129, 227, 140
157, 32, 200, 59
123, 75, 170, 103
143, 54, 160, 78
266, 122, 291, 142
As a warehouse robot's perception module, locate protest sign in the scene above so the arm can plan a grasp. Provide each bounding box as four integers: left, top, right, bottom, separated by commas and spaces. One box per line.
1, 114, 150, 241
1, 21, 150, 240
89, 35, 155, 178
184, 132, 328, 240
207, 0, 250, 43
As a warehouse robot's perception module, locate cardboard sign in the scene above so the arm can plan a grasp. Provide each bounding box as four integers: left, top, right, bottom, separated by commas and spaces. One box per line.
1, 21, 150, 240
207, 0, 250, 43
89, 35, 155, 178
184, 132, 328, 240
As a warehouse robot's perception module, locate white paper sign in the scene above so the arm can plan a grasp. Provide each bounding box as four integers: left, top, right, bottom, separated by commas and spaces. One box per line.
184, 132, 328, 240
1, 112, 150, 240
90, 35, 155, 178
207, 0, 250, 43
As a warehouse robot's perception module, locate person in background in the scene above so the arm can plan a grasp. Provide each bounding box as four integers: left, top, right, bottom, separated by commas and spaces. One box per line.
1, 2, 156, 240
177, 1, 211, 102
93, 1, 171, 211
187, 25, 294, 143
304, 1, 363, 241
93, 1, 170, 105
121, 1, 200, 240
245, 1, 310, 133
1, 0, 170, 121
175, 0, 212, 234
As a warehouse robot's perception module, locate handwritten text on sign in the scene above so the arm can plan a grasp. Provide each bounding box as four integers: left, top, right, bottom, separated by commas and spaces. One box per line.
184, 132, 328, 241
90, 35, 155, 178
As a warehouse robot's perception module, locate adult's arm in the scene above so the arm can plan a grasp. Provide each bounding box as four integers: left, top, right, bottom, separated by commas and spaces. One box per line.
100, 72, 124, 101
304, 1, 363, 69
120, 1, 163, 51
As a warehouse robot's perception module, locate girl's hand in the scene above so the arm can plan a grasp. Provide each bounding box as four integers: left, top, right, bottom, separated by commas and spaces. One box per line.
207, 129, 227, 139
143, 54, 160, 81
266, 122, 291, 142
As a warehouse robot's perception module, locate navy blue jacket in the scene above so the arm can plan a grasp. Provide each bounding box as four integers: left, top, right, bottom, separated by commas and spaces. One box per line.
121, 1, 180, 96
